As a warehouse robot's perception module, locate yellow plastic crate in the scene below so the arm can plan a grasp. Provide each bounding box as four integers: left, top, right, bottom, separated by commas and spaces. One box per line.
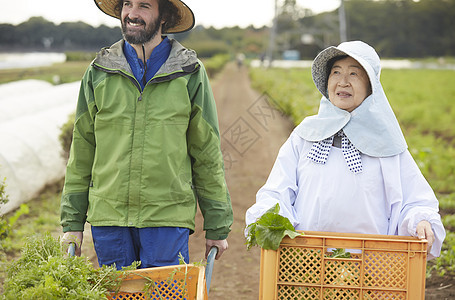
108, 264, 207, 300
260, 231, 428, 300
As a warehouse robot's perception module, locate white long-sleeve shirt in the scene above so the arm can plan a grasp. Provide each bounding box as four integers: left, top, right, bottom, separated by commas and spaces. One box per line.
245, 130, 445, 259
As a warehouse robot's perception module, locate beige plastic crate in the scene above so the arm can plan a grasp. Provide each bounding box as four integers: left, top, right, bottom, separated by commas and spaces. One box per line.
260, 231, 427, 300
108, 264, 207, 300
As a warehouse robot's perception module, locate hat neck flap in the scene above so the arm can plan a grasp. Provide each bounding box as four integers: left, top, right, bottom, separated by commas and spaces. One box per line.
295, 91, 407, 157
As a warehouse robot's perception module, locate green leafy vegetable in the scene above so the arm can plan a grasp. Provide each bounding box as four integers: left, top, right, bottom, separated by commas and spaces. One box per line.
2, 232, 137, 299
327, 248, 352, 258
246, 204, 303, 250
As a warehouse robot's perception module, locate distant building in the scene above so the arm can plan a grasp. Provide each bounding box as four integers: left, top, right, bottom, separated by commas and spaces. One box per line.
283, 50, 300, 61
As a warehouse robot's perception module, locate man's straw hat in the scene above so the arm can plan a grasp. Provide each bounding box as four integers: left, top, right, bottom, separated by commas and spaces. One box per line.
94, 0, 195, 34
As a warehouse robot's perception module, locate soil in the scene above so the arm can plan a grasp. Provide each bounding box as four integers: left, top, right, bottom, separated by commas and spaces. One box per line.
79, 62, 454, 299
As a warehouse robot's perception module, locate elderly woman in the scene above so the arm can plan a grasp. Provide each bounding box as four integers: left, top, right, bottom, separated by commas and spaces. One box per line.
245, 41, 445, 259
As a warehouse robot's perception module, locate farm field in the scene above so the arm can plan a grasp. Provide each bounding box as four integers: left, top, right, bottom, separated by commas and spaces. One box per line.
1, 62, 454, 299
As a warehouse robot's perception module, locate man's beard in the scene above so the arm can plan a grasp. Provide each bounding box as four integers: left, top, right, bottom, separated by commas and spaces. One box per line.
121, 16, 162, 45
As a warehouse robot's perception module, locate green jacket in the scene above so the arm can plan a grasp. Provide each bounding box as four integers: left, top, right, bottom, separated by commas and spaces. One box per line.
60, 39, 233, 240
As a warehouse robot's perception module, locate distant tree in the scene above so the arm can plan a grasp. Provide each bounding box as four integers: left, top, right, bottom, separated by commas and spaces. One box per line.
14, 17, 58, 49
1, 3, 454, 58
0, 17, 121, 52
0, 24, 17, 45
274, 0, 307, 56
345, 0, 455, 57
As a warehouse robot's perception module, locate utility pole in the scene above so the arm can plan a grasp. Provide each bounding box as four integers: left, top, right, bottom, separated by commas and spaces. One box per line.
267, 0, 278, 66
339, 0, 347, 42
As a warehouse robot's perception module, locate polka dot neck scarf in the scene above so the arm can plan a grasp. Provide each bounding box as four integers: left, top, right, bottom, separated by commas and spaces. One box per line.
306, 130, 363, 174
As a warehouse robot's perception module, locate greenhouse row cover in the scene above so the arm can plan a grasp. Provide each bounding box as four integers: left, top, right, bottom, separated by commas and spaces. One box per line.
0, 80, 78, 214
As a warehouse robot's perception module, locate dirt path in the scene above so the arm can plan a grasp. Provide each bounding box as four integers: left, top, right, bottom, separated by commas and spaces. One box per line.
187, 62, 294, 299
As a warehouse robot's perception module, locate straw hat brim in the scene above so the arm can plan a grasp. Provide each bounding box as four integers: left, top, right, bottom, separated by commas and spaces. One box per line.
94, 0, 195, 34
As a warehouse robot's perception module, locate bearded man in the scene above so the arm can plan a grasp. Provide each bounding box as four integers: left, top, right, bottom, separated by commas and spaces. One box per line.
60, 0, 233, 269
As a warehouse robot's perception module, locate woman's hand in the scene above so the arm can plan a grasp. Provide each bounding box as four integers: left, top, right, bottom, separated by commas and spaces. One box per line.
416, 220, 435, 251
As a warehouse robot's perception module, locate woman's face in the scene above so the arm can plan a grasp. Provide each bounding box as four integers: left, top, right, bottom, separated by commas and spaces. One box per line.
327, 56, 371, 112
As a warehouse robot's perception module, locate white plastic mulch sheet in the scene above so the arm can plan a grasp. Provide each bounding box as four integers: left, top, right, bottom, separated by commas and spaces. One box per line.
0, 79, 79, 214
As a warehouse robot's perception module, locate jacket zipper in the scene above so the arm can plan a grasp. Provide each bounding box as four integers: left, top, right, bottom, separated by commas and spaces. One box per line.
92, 63, 143, 226
92, 63, 143, 101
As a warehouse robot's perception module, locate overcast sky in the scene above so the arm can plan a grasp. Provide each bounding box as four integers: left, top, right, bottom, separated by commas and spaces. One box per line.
0, 0, 341, 28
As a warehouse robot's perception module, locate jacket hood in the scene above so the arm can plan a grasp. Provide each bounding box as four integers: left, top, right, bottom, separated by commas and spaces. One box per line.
295, 40, 407, 157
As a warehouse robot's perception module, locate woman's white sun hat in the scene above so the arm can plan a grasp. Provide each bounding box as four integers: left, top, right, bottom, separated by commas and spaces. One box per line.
94, 0, 195, 34
311, 40, 381, 99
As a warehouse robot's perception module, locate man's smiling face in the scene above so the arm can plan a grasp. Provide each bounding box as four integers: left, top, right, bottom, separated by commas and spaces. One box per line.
121, 0, 164, 45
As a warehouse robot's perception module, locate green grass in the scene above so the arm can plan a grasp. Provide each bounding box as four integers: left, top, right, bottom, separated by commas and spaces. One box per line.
439, 194, 455, 213
382, 69, 455, 196
0, 61, 90, 85
0, 181, 63, 291
382, 69, 455, 141
0, 53, 230, 86
249, 67, 320, 124
249, 66, 455, 277
1, 182, 62, 253
202, 53, 231, 78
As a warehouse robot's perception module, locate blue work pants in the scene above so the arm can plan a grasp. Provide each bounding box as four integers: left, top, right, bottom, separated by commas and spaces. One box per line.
91, 226, 190, 270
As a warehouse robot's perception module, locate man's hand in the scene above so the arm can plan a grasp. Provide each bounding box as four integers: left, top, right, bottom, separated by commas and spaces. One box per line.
61, 231, 83, 256
205, 239, 228, 260
416, 220, 435, 251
